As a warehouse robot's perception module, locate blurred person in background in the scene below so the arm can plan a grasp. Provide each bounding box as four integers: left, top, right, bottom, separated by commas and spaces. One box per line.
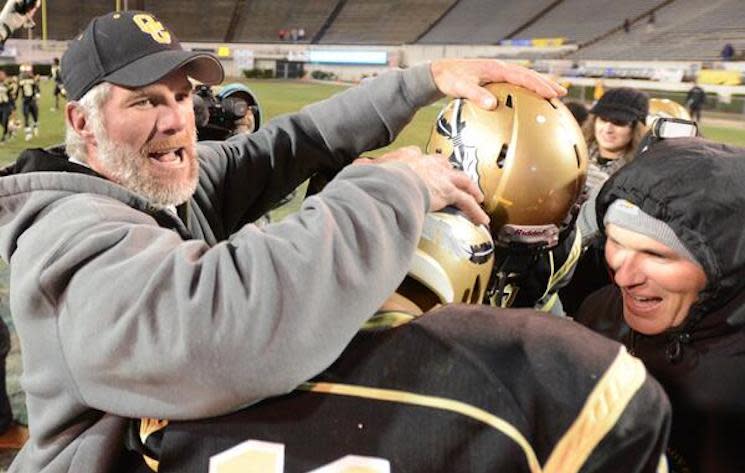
559, 87, 649, 316
50, 57, 65, 111
720, 42, 734, 61
0, 70, 12, 143
686, 80, 706, 123
17, 63, 38, 141
582, 87, 649, 197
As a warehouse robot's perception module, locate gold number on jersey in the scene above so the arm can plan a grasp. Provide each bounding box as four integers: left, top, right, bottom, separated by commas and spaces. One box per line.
132, 14, 171, 44
209, 439, 389, 473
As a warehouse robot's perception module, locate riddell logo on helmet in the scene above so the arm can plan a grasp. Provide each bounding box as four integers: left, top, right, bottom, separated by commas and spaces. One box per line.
498, 224, 560, 247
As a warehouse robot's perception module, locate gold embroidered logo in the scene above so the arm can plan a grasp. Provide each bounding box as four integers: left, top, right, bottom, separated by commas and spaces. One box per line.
132, 14, 171, 44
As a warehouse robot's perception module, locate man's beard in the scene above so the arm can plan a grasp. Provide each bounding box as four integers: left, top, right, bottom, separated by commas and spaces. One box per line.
93, 123, 199, 209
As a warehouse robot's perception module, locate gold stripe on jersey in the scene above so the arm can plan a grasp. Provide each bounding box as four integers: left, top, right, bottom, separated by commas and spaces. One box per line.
543, 346, 646, 473
657, 454, 669, 473
550, 227, 583, 290
140, 418, 169, 472
299, 381, 542, 473
537, 227, 583, 312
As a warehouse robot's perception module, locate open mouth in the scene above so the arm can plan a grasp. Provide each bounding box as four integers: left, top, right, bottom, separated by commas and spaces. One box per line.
148, 147, 185, 168
623, 289, 663, 313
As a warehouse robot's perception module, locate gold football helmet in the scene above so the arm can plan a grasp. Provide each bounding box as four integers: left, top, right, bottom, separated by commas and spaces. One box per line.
427, 83, 588, 248
395, 210, 495, 312
646, 98, 692, 125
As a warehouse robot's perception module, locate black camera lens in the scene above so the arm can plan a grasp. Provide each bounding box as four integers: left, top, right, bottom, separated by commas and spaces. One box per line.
222, 96, 248, 119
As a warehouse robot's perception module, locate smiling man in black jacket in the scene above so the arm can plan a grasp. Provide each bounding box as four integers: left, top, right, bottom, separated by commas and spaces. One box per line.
575, 137, 745, 472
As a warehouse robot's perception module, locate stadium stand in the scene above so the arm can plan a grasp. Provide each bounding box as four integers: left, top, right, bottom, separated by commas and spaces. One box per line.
34, 1, 112, 40
145, 0, 236, 42
417, 0, 558, 44
231, 0, 339, 43
319, 0, 456, 44
37, 0, 235, 42
518, 0, 660, 45
570, 0, 745, 61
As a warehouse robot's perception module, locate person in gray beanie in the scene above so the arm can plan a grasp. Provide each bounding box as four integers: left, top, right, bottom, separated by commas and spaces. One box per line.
573, 136, 745, 473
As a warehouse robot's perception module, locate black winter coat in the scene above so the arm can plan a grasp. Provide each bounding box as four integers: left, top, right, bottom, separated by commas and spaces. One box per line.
575, 137, 745, 473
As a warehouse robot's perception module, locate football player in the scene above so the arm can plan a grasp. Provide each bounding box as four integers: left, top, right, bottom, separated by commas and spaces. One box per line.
5, 71, 18, 139
127, 208, 670, 473
427, 84, 588, 314
17, 63, 38, 140
0, 70, 12, 143
50, 57, 65, 111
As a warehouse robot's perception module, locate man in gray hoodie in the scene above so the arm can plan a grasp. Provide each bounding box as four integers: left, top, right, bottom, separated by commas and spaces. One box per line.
0, 10, 564, 473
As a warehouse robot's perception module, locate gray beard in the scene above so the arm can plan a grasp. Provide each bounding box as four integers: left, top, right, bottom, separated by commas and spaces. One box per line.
93, 125, 199, 209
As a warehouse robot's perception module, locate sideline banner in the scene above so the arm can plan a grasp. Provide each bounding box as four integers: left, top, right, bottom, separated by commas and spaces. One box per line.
698, 69, 742, 85
532, 37, 566, 47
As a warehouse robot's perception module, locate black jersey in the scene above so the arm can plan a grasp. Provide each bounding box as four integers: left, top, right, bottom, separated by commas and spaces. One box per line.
136, 306, 670, 473
19, 76, 38, 100
51, 64, 62, 84
6, 77, 18, 102
0, 82, 9, 105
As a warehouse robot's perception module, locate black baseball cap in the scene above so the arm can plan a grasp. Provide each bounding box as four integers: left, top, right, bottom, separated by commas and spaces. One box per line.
61, 11, 224, 101
590, 87, 649, 124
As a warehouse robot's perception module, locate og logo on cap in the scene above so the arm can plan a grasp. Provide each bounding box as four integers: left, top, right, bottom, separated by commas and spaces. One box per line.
132, 13, 171, 45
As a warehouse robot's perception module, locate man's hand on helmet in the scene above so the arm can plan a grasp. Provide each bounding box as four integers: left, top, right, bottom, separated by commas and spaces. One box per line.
356, 146, 489, 226
430, 59, 566, 110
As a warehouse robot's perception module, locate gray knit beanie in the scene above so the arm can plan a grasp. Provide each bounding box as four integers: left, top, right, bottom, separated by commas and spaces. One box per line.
604, 199, 700, 265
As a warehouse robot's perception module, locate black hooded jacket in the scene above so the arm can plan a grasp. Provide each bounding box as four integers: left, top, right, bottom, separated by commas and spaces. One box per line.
574, 137, 745, 473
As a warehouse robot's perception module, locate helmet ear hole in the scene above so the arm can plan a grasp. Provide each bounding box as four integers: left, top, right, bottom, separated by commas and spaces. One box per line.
397, 276, 442, 313
497, 144, 508, 169
506, 94, 513, 108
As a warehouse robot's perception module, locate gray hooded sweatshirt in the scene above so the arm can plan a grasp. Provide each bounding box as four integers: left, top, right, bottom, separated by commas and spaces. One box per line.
0, 64, 439, 472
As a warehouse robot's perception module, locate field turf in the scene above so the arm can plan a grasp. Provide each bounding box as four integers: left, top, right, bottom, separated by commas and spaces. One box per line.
7, 77, 743, 169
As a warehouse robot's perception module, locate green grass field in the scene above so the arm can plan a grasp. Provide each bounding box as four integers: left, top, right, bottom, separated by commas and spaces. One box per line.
4, 77, 743, 168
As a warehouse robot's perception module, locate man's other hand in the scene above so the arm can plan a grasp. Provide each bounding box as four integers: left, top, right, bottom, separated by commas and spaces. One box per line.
430, 58, 566, 110
356, 146, 489, 226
